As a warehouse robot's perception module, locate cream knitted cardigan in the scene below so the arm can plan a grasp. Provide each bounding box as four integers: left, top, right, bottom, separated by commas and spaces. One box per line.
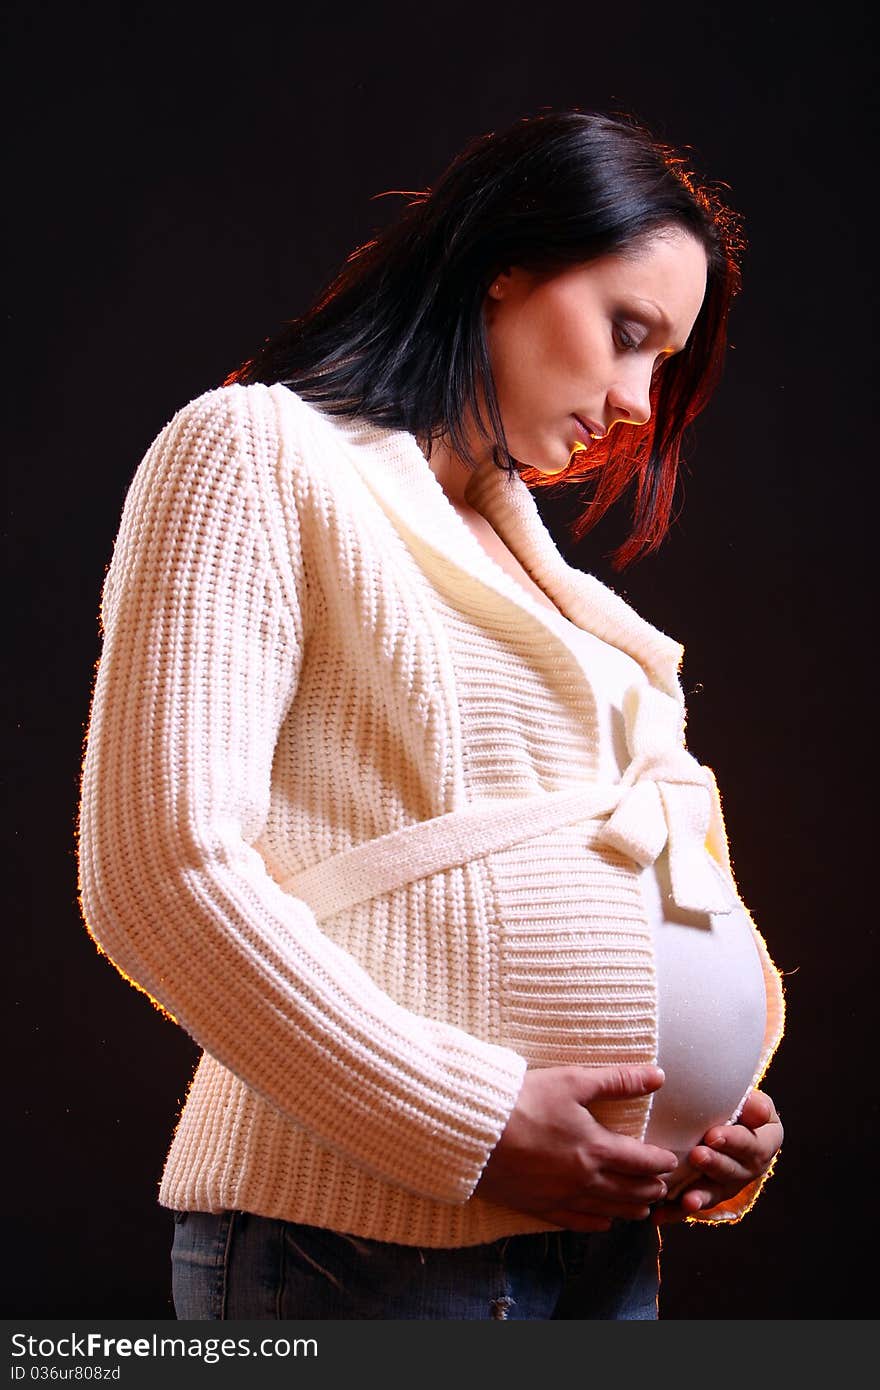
76, 382, 785, 1246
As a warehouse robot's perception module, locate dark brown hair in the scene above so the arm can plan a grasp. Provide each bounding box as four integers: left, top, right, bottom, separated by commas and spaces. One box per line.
226, 108, 743, 566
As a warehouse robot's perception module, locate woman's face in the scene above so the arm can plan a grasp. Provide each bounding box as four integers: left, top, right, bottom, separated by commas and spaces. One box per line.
483, 227, 709, 475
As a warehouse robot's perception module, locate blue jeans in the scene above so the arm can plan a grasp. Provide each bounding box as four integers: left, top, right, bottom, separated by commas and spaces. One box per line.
170, 1210, 660, 1320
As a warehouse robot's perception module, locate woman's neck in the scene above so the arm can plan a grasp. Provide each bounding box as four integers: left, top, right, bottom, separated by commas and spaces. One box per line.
420, 433, 484, 509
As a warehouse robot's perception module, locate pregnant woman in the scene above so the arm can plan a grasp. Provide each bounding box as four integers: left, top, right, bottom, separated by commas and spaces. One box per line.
76, 108, 784, 1320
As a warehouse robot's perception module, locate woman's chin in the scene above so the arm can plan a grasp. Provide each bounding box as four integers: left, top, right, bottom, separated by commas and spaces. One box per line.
539, 458, 574, 477
504, 428, 572, 476
514, 445, 571, 477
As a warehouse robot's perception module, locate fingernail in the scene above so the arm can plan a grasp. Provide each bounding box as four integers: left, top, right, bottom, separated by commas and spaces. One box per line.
710, 1135, 726, 1149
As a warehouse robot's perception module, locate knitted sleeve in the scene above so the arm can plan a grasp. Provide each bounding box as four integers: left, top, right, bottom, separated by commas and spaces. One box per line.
76, 385, 527, 1206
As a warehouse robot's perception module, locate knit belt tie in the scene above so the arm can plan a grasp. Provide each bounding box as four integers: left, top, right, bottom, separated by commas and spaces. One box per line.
279, 682, 738, 923
595, 681, 737, 916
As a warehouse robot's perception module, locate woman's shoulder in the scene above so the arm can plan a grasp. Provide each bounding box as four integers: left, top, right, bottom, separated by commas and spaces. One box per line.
155, 380, 306, 442
155, 381, 366, 478
110, 384, 342, 622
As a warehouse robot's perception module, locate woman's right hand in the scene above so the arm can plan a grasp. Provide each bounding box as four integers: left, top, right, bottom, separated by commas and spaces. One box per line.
473, 1064, 676, 1231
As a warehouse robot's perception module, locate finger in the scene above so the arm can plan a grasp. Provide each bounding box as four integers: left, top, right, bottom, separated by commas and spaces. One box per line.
697, 1128, 757, 1162
599, 1136, 679, 1178
689, 1145, 750, 1188
701, 1120, 780, 1166
677, 1186, 715, 1214
577, 1175, 670, 1217
579, 1063, 667, 1102
576, 1172, 671, 1206
606, 1176, 671, 1205
650, 1184, 715, 1224
737, 1090, 775, 1130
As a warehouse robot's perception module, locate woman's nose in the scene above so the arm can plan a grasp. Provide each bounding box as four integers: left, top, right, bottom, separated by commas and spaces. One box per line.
608, 368, 653, 429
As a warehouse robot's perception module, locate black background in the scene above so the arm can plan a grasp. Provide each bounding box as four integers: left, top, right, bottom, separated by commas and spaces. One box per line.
5, 0, 877, 1319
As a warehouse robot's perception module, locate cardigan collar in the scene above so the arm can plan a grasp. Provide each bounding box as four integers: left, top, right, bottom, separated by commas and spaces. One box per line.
280, 387, 685, 699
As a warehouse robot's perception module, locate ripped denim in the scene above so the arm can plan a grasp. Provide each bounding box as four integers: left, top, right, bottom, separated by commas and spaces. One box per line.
170, 1210, 659, 1320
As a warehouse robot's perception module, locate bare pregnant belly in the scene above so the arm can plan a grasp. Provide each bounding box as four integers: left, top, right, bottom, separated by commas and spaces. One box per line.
640, 849, 767, 1163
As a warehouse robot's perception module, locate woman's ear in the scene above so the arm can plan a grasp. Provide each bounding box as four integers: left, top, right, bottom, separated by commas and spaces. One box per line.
487, 267, 513, 299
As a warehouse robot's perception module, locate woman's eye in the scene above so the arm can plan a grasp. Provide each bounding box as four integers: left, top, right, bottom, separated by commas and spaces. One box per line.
613, 323, 640, 351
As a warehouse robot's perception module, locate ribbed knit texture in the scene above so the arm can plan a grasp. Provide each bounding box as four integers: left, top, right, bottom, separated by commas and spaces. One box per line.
76, 383, 785, 1244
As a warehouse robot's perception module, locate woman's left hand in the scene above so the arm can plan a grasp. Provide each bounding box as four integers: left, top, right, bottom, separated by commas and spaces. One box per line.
652, 1089, 783, 1225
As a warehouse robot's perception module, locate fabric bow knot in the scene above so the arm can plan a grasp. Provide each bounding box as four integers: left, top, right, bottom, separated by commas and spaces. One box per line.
596, 683, 738, 916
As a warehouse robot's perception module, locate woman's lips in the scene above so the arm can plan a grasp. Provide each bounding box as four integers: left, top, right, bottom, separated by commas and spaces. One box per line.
572, 414, 606, 444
